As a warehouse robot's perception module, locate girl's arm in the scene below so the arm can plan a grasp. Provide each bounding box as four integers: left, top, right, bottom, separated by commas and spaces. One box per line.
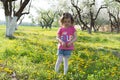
56, 34, 66, 47
56, 35, 63, 43
67, 32, 77, 46
70, 32, 77, 43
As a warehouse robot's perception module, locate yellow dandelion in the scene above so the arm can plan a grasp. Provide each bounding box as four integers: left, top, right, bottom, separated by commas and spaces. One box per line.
0, 60, 3, 63
47, 70, 51, 73
0, 67, 3, 71
111, 72, 115, 77
4, 68, 13, 74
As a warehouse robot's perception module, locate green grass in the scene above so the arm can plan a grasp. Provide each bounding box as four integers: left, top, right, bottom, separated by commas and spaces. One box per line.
0, 26, 120, 80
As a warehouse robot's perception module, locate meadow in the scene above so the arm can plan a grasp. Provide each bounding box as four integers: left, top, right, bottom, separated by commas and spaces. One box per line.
0, 26, 120, 80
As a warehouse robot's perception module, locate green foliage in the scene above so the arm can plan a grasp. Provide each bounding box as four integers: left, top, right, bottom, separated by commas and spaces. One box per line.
0, 26, 120, 80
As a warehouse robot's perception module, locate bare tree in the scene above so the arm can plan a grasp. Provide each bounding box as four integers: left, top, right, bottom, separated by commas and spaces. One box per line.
115, 0, 120, 3
104, 0, 120, 33
0, 0, 32, 38
107, 8, 120, 33
37, 10, 57, 29
71, 0, 107, 33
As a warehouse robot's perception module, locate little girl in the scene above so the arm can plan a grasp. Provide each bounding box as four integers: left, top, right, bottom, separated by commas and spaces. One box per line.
55, 12, 77, 75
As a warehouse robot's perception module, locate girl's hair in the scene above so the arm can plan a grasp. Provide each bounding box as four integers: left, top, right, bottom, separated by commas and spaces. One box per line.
59, 12, 74, 25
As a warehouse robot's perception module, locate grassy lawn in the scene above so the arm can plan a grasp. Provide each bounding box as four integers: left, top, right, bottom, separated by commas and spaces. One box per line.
0, 26, 120, 80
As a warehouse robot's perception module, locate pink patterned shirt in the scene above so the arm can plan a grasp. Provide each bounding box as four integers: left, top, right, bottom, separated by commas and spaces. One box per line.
57, 26, 76, 50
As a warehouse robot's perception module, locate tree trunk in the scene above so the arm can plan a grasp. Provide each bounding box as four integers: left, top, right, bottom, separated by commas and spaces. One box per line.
5, 16, 18, 38
87, 27, 92, 34
92, 20, 97, 32
116, 23, 119, 33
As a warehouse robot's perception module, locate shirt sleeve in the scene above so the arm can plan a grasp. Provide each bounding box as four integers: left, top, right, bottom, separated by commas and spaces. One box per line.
57, 28, 62, 35
72, 26, 76, 33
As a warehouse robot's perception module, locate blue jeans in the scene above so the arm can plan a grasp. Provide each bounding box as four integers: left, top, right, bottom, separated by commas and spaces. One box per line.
57, 49, 72, 57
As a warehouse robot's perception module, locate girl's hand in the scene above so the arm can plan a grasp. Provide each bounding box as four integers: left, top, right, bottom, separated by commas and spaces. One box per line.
61, 41, 66, 47
67, 42, 72, 47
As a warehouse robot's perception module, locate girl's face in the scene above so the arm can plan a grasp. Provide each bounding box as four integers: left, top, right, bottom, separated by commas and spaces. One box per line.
62, 18, 72, 28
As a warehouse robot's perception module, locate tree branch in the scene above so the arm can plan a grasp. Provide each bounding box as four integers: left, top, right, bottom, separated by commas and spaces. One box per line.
15, 0, 30, 17
115, 0, 120, 3
71, 0, 89, 28
20, 0, 23, 6
108, 10, 118, 24
9, 1, 12, 16
3, 1, 10, 16
94, 5, 107, 20
13, 1, 16, 15
41, 16, 48, 24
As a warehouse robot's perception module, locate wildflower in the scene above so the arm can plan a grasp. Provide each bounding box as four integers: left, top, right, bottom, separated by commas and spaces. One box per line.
47, 70, 51, 73
0, 60, 3, 63
4, 68, 13, 74
111, 72, 115, 77
0, 67, 3, 71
